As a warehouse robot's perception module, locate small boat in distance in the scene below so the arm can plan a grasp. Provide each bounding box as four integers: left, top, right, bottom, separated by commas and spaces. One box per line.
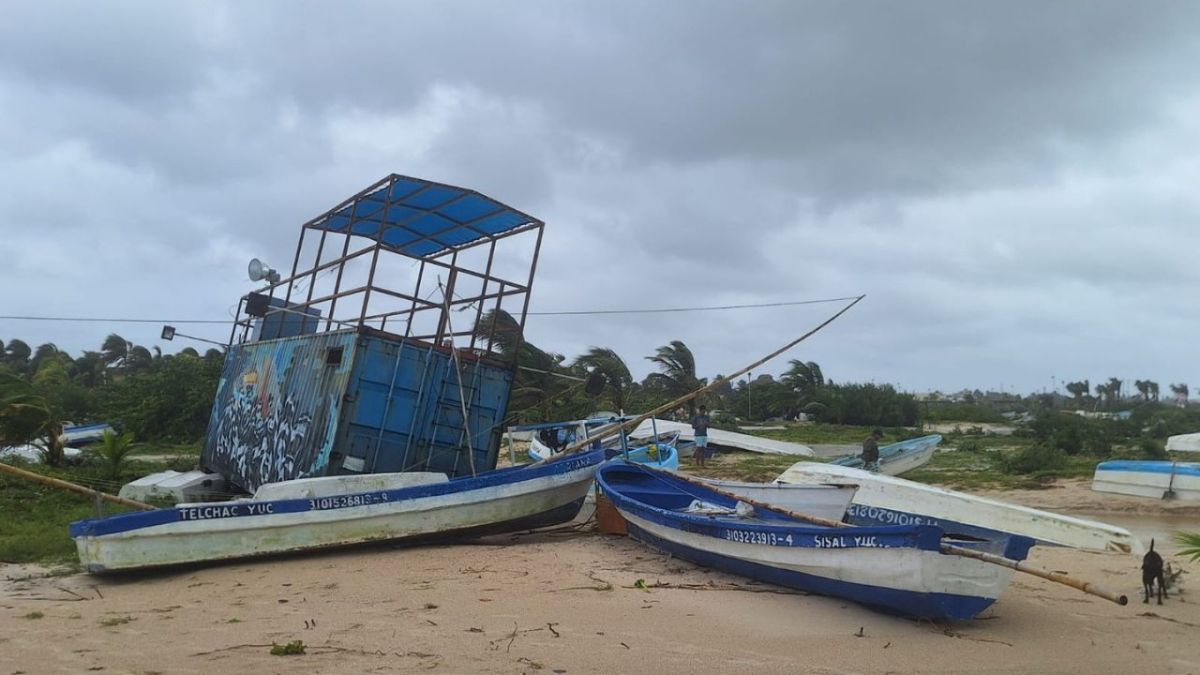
830, 434, 941, 476
597, 461, 1032, 621
1092, 460, 1200, 502
778, 462, 1142, 554
519, 418, 681, 470
71, 447, 606, 573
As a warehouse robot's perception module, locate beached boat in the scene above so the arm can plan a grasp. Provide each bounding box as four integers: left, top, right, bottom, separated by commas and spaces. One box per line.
522, 418, 681, 470
1166, 432, 1200, 453
629, 419, 814, 456
696, 479, 857, 521
777, 462, 1142, 554
61, 422, 114, 447
70, 447, 606, 573
830, 434, 941, 476
1091, 460, 1200, 502
597, 461, 1032, 621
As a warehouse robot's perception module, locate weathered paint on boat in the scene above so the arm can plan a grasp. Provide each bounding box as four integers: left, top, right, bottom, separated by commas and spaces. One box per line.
1092, 460, 1200, 502
71, 448, 604, 573
778, 462, 1142, 554
598, 462, 1031, 621
831, 434, 941, 476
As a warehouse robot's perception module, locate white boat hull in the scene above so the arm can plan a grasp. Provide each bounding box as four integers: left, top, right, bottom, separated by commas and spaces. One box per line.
778, 462, 1141, 554
73, 454, 602, 572
698, 479, 856, 521
623, 510, 1016, 602
1092, 462, 1200, 502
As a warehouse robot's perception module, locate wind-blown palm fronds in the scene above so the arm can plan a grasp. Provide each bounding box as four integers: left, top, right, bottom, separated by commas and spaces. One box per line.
1175, 531, 1200, 562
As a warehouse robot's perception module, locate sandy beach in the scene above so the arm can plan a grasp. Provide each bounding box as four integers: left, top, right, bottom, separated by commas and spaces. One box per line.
2, 480, 1198, 674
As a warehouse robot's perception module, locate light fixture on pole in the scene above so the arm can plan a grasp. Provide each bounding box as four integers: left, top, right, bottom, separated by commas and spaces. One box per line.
247, 258, 281, 285
161, 325, 227, 349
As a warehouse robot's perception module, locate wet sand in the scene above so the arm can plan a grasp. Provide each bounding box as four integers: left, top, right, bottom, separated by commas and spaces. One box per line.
2, 482, 1198, 674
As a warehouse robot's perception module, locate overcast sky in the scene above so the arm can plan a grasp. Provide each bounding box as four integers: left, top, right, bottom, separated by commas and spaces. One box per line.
1, 1, 1198, 395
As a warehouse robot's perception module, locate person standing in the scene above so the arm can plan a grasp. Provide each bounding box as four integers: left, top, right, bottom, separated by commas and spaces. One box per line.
861, 428, 883, 472
691, 405, 711, 468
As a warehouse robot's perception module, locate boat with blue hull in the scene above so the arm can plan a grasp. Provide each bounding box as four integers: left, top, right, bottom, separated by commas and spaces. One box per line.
71, 447, 606, 573
521, 418, 680, 471
778, 462, 1141, 554
1092, 460, 1200, 501
831, 434, 941, 476
597, 461, 1032, 621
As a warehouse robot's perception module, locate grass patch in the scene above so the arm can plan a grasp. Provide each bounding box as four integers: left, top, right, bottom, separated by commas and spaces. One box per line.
270, 640, 306, 656
0, 463, 135, 564
748, 424, 914, 445
127, 442, 202, 458
99, 615, 134, 627
682, 451, 800, 482
21, 611, 44, 620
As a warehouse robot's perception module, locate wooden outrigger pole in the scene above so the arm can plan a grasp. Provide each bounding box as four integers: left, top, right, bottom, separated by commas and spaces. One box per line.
533, 294, 867, 463
0, 461, 156, 511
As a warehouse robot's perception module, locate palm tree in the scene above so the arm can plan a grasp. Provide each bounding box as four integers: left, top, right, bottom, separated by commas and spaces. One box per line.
645, 341, 703, 414
101, 333, 132, 369
1176, 531, 1200, 562
4, 339, 32, 372
1065, 380, 1090, 402
1170, 383, 1189, 405
94, 429, 136, 479
0, 373, 65, 466
125, 346, 154, 373
1135, 379, 1152, 402
575, 347, 633, 412
782, 360, 825, 396
1107, 377, 1123, 405
70, 351, 107, 387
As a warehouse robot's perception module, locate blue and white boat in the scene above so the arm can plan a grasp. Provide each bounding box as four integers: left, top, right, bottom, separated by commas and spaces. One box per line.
831, 434, 941, 476
597, 461, 1033, 621
777, 462, 1142, 554
70, 447, 606, 573
520, 418, 680, 471
1092, 460, 1200, 502
60, 422, 115, 447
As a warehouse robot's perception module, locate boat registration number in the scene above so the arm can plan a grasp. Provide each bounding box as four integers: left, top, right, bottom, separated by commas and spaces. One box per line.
723, 529, 793, 546
308, 493, 390, 510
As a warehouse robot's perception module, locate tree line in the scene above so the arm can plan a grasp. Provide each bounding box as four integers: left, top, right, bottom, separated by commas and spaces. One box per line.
2, 315, 921, 466
0, 334, 224, 464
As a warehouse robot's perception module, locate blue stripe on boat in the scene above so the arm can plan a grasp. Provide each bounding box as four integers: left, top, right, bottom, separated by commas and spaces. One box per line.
70, 447, 606, 538
1096, 460, 1200, 476
625, 520, 998, 621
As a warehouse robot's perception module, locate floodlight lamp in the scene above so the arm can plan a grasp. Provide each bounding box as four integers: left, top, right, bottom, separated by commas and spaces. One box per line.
161, 325, 176, 341
247, 258, 280, 284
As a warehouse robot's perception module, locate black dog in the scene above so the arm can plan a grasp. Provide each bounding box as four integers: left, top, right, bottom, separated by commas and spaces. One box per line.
1142, 539, 1166, 605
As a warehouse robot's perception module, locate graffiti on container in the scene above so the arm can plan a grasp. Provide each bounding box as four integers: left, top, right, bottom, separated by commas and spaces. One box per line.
202, 333, 355, 491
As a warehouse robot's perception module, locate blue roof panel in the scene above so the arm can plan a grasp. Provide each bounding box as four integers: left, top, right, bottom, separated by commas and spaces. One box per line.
306, 175, 540, 258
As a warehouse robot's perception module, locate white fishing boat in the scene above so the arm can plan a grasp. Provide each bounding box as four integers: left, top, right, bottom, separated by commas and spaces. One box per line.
1166, 432, 1200, 453
1091, 460, 1200, 502
629, 418, 814, 456
830, 434, 940, 476
777, 462, 1142, 554
70, 448, 605, 573
696, 479, 857, 521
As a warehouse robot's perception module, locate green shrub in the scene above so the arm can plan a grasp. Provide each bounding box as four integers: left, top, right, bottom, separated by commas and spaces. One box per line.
957, 439, 984, 453
1138, 437, 1168, 460
996, 443, 1068, 475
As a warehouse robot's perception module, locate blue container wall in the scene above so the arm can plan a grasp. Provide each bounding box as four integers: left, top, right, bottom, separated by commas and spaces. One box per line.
202, 330, 359, 492
335, 334, 513, 479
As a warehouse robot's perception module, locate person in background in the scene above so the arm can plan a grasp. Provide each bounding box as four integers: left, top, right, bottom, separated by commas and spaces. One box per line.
861, 428, 883, 472
691, 405, 711, 468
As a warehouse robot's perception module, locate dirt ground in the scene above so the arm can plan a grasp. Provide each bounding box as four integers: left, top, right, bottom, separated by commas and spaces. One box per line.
2, 482, 1198, 674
